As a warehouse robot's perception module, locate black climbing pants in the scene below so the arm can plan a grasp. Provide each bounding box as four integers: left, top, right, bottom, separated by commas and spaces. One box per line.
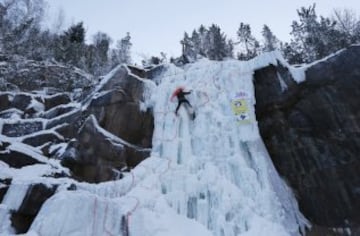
175, 99, 192, 114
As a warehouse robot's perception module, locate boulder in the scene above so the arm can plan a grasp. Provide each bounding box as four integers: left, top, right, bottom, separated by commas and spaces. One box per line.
89, 89, 153, 147
0, 93, 10, 111
61, 115, 150, 183
22, 131, 64, 147
0, 142, 44, 168
88, 66, 154, 148
46, 109, 83, 129
10, 183, 57, 234
2, 121, 43, 137
53, 123, 77, 140
10, 94, 32, 111
254, 45, 360, 230
0, 108, 23, 119
40, 104, 76, 119
44, 93, 71, 111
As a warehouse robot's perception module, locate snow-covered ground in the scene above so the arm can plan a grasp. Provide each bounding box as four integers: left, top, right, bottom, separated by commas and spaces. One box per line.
2, 53, 310, 236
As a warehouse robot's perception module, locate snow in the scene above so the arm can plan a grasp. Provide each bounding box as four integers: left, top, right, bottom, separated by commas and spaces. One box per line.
1, 164, 67, 181
16, 126, 64, 143
248, 51, 306, 83
125, 65, 157, 111
2, 183, 29, 211
0, 204, 14, 235
0, 134, 69, 179
0, 108, 23, 119
277, 72, 288, 92
6, 141, 49, 163
81, 64, 123, 109
0, 116, 47, 126
303, 48, 346, 70
23, 58, 309, 236
46, 106, 80, 125
49, 142, 68, 157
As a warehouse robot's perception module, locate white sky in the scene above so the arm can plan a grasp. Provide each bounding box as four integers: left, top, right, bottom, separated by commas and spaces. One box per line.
45, 0, 360, 61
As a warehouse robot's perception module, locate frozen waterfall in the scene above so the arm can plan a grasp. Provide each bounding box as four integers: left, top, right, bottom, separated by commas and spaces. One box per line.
27, 55, 309, 236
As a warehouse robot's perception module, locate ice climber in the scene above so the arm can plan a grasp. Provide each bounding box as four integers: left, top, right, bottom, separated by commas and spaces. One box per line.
171, 87, 195, 119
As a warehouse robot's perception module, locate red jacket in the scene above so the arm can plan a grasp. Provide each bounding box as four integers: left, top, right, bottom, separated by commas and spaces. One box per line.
170, 87, 184, 101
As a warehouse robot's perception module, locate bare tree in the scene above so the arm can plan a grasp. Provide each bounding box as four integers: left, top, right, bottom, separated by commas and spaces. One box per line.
332, 8, 360, 43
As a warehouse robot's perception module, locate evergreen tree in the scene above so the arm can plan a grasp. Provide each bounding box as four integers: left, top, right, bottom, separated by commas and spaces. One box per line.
191, 30, 201, 57
207, 24, 228, 60
179, 24, 232, 62
287, 4, 350, 63
113, 32, 132, 65
55, 22, 86, 67
281, 42, 303, 64
225, 39, 234, 58
292, 4, 320, 62
180, 32, 196, 61
236, 22, 259, 60
0, 0, 135, 75
64, 22, 85, 44
93, 32, 112, 63
87, 32, 112, 75
198, 24, 209, 56
261, 24, 279, 52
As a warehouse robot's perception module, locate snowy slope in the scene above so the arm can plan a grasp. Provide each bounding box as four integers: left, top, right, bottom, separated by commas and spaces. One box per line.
27, 54, 309, 236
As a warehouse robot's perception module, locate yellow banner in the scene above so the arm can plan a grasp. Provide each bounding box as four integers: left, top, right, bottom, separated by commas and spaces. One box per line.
231, 98, 251, 124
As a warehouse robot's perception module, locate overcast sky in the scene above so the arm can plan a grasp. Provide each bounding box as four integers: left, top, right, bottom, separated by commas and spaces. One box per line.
46, 0, 360, 61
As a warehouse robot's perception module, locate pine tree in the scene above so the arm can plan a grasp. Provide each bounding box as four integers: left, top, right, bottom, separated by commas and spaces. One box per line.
64, 22, 85, 44
88, 32, 112, 75
261, 25, 279, 52
191, 30, 201, 58
93, 32, 112, 63
180, 32, 196, 61
281, 42, 303, 64
225, 39, 234, 58
198, 25, 209, 57
288, 4, 350, 63
236, 22, 259, 60
207, 24, 228, 60
55, 22, 86, 67
114, 32, 132, 64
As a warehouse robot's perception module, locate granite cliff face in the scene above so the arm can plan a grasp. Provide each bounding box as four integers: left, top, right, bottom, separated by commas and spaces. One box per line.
254, 45, 360, 234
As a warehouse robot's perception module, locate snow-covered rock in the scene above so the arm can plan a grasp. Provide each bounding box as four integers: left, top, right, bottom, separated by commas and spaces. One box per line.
0, 60, 155, 234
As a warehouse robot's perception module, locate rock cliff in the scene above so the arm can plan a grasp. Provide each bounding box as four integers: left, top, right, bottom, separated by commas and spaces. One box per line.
254, 45, 360, 234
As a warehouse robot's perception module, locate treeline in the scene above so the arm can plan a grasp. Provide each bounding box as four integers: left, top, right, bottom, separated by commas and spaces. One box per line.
1, 1, 360, 77
0, 0, 131, 76
180, 4, 360, 64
